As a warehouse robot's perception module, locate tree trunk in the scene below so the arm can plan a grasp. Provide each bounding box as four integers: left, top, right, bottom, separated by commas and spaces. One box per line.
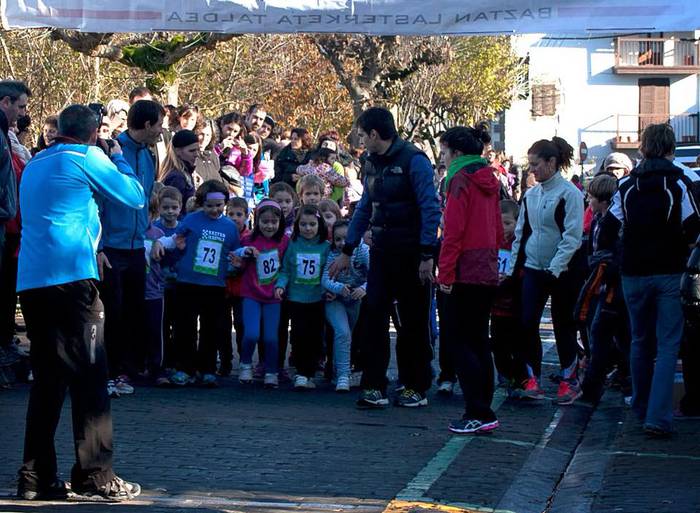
166, 79, 179, 106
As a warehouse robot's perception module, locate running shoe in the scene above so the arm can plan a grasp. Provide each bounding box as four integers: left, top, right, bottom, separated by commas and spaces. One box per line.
356, 389, 389, 409
107, 380, 120, 398
169, 370, 194, 386
556, 379, 582, 405
395, 388, 428, 408
437, 381, 454, 396
335, 375, 350, 393
238, 364, 253, 384
521, 376, 545, 400
264, 373, 279, 389
294, 375, 315, 389
448, 418, 499, 434
200, 373, 218, 387
72, 476, 141, 502
115, 375, 134, 395
17, 479, 68, 501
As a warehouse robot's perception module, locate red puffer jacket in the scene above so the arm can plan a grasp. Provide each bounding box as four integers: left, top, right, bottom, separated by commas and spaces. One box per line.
438, 164, 503, 286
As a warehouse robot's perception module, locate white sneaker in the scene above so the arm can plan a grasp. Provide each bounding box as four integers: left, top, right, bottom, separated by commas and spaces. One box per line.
264, 373, 279, 388
115, 376, 134, 395
437, 381, 454, 396
350, 372, 362, 389
107, 380, 120, 398
335, 375, 350, 392
239, 364, 253, 384
294, 375, 315, 389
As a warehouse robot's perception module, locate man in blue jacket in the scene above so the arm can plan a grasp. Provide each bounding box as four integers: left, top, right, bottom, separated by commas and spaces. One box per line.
329, 107, 441, 409
98, 100, 164, 395
16, 105, 145, 501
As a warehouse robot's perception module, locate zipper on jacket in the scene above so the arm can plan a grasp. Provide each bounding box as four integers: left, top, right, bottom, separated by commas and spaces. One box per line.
131, 147, 142, 249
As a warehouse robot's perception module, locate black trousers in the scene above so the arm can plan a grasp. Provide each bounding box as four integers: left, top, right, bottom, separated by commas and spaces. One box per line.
360, 249, 433, 394
446, 284, 497, 421
221, 296, 243, 373
491, 314, 528, 385
0, 233, 19, 347
288, 301, 325, 378
681, 322, 700, 415
143, 297, 164, 376
173, 283, 227, 376
278, 300, 291, 369
521, 268, 579, 378
162, 287, 177, 369
436, 289, 456, 383
18, 280, 115, 490
100, 247, 145, 378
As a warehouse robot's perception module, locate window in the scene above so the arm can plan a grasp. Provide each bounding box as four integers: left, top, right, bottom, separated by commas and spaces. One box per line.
531, 84, 559, 117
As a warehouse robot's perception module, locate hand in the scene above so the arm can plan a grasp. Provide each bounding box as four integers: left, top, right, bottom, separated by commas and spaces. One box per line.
109, 139, 122, 156
175, 235, 186, 250
151, 241, 165, 262
439, 284, 453, 294
292, 173, 300, 182
222, 138, 234, 149
341, 285, 352, 298
97, 251, 112, 281
244, 247, 260, 258
329, 253, 350, 279
274, 287, 285, 300
350, 287, 366, 300
418, 259, 435, 285
230, 254, 243, 267
237, 138, 248, 155
324, 291, 337, 302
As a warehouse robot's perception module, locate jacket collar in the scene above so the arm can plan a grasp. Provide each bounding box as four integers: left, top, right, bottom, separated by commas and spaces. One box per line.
540, 171, 563, 190
632, 157, 682, 178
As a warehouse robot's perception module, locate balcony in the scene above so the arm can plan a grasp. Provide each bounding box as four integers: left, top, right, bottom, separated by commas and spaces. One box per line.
614, 37, 700, 75
612, 113, 699, 149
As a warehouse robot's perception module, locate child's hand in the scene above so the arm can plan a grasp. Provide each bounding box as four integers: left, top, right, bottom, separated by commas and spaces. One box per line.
244, 247, 260, 259
341, 285, 352, 298
229, 253, 243, 267
350, 287, 366, 301
439, 284, 453, 295
292, 173, 300, 182
151, 241, 165, 262
175, 235, 186, 250
274, 287, 285, 300
324, 291, 337, 302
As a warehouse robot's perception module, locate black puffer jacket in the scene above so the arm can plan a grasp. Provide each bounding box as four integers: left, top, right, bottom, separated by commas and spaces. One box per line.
272, 144, 310, 187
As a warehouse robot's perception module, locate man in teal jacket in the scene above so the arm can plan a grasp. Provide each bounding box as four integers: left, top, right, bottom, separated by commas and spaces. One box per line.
17, 104, 145, 501
97, 100, 164, 394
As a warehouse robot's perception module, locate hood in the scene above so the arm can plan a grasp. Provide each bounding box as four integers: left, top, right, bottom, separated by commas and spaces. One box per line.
460, 164, 501, 195
631, 157, 682, 178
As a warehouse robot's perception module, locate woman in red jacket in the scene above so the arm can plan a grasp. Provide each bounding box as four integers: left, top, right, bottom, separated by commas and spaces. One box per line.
438, 125, 503, 434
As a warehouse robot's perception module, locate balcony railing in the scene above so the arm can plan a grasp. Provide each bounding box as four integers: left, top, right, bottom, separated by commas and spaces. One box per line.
613, 113, 699, 149
614, 37, 700, 74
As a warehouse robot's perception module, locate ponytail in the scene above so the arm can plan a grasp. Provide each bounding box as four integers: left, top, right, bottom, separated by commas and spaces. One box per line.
528, 136, 574, 170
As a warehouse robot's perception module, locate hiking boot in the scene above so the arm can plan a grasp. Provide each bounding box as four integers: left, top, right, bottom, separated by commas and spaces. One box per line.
17, 479, 68, 501
556, 379, 582, 405
395, 388, 428, 408
521, 376, 545, 400
356, 389, 389, 409
72, 476, 141, 502
448, 418, 499, 434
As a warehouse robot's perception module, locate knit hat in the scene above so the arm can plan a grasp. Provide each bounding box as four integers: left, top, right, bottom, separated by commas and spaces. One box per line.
255, 198, 281, 214
172, 129, 198, 148
603, 152, 633, 172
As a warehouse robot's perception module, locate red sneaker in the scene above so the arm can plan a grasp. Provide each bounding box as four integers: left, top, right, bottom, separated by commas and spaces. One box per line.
556, 379, 582, 405
521, 376, 545, 400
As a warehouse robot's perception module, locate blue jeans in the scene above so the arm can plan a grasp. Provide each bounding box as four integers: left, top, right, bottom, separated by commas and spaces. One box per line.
622, 274, 684, 431
325, 299, 361, 379
241, 298, 281, 374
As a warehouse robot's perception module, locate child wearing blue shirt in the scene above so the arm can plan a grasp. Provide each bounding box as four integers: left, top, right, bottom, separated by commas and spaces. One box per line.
275, 204, 330, 390
153, 180, 240, 387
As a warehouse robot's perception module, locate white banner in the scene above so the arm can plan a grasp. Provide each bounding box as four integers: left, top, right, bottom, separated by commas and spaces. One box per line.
1, 0, 699, 35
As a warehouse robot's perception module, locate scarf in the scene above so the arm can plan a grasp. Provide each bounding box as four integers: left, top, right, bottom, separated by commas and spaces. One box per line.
446, 155, 487, 188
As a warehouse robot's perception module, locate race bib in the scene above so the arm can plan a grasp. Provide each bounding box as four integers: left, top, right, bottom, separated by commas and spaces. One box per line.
295, 252, 322, 285
498, 249, 511, 275
256, 249, 280, 285
193, 238, 223, 276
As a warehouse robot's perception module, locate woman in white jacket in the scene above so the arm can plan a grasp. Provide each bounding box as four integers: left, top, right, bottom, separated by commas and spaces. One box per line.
507, 137, 584, 404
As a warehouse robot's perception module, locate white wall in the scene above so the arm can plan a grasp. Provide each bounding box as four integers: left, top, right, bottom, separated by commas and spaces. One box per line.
505, 33, 700, 172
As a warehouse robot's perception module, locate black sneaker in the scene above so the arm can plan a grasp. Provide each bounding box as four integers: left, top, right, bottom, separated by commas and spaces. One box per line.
448, 418, 499, 434
17, 479, 68, 500
72, 476, 141, 502
356, 389, 389, 409
395, 388, 428, 408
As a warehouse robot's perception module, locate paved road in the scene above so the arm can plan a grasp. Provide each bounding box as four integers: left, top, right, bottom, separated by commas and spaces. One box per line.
1, 316, 699, 513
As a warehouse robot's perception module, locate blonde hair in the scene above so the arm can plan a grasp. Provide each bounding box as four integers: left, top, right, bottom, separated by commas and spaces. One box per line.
159, 140, 189, 182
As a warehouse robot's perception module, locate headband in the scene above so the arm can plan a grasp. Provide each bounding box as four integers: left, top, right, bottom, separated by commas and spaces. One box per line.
256, 199, 282, 213
206, 192, 227, 201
